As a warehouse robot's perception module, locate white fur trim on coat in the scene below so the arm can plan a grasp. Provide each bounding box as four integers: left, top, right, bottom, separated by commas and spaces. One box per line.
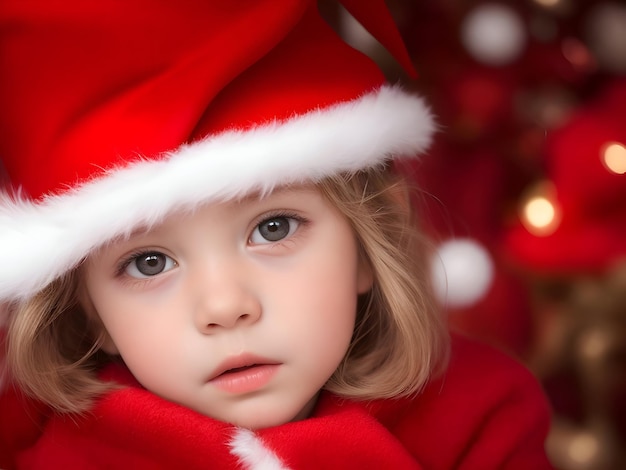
229, 428, 290, 470
0, 85, 434, 302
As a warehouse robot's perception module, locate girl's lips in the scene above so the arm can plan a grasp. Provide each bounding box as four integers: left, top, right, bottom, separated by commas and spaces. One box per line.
210, 364, 281, 394
208, 354, 281, 394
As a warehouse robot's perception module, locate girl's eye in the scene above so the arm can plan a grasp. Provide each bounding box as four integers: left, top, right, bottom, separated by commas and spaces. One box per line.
125, 252, 177, 278
250, 216, 300, 244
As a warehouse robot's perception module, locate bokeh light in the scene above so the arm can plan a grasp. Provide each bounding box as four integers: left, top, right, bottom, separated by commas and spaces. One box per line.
461, 3, 527, 66
585, 2, 626, 73
602, 142, 626, 175
520, 182, 562, 236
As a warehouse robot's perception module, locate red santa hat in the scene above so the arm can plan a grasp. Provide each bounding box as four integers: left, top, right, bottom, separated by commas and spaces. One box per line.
0, 0, 435, 302
505, 80, 626, 274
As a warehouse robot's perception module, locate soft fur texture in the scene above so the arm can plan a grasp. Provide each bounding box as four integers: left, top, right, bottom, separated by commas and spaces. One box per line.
0, 85, 434, 302
229, 429, 289, 470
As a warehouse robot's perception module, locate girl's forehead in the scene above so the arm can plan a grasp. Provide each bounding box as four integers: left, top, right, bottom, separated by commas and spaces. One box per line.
235, 183, 318, 204
104, 183, 322, 241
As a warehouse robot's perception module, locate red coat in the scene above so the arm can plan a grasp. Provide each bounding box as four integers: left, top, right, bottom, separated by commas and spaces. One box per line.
0, 335, 554, 469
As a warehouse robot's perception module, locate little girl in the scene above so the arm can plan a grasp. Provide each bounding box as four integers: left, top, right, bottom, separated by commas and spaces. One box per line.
0, 0, 553, 468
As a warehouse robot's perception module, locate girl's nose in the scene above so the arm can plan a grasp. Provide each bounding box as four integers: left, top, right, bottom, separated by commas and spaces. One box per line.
192, 262, 262, 334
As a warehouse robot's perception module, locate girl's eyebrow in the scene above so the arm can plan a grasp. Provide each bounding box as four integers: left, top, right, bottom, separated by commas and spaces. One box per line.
241, 184, 317, 203
119, 185, 318, 241
104, 224, 154, 247
122, 225, 153, 240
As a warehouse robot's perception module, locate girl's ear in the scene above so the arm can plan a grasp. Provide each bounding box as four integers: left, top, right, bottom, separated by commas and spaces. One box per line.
78, 289, 120, 355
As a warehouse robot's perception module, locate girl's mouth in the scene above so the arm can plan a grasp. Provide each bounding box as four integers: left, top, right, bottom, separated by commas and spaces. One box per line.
208, 354, 281, 394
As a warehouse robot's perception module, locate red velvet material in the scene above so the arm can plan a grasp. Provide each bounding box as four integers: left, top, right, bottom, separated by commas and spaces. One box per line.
0, 0, 388, 200
0, 335, 553, 469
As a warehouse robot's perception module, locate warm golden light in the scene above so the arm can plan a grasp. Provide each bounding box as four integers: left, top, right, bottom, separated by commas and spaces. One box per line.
602, 142, 626, 174
525, 197, 555, 227
578, 329, 610, 360
519, 181, 561, 236
534, 0, 561, 7
567, 431, 599, 464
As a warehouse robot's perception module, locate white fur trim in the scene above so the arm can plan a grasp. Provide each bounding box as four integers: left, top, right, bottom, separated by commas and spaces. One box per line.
229, 428, 290, 470
0, 85, 434, 301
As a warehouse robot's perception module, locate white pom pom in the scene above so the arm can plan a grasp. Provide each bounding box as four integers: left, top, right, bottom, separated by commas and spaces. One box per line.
431, 238, 495, 309
461, 3, 527, 66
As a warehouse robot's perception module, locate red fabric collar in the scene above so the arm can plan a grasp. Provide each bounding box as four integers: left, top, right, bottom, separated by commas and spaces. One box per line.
13, 364, 421, 469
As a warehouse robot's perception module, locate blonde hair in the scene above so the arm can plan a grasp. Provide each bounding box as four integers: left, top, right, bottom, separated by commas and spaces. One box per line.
7, 166, 449, 414
7, 271, 112, 414
319, 166, 449, 399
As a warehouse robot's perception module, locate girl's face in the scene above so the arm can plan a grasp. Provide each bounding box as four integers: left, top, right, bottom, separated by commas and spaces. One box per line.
83, 185, 372, 429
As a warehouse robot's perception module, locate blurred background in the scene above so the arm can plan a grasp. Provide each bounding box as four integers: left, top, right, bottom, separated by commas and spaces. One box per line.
322, 0, 626, 468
